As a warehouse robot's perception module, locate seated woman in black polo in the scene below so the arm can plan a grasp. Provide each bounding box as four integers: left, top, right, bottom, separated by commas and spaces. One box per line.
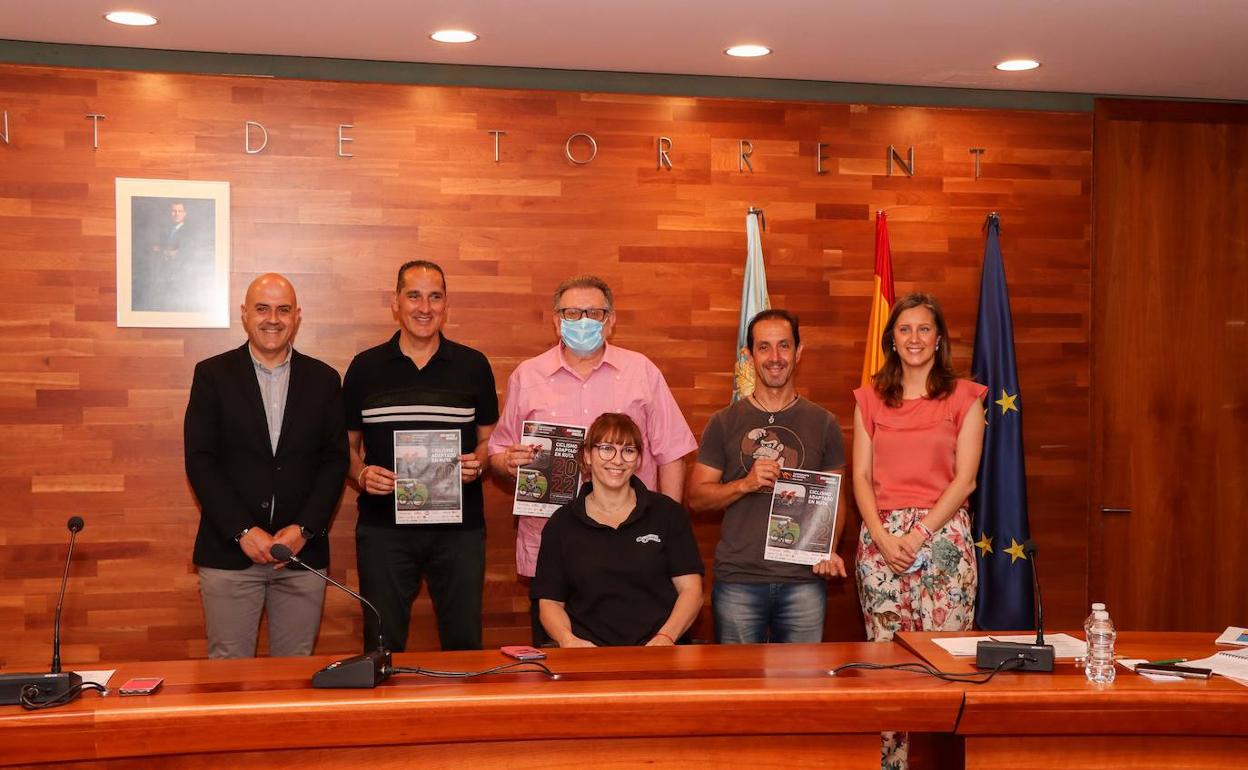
532, 412, 704, 647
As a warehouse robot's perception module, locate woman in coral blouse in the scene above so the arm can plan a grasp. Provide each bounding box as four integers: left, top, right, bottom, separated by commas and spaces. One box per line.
853, 293, 986, 642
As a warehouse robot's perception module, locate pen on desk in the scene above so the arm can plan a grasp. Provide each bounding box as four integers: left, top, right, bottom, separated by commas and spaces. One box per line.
1147, 658, 1186, 665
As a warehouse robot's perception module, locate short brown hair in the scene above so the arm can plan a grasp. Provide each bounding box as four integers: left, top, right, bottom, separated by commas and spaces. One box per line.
747, 308, 800, 350
554, 274, 613, 310
580, 413, 644, 473
396, 260, 447, 293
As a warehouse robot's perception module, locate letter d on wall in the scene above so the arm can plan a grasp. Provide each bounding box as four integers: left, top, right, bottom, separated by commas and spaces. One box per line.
245, 121, 269, 154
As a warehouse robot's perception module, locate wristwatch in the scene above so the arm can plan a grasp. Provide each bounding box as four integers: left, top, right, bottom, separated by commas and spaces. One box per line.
234, 526, 252, 543
298, 525, 314, 540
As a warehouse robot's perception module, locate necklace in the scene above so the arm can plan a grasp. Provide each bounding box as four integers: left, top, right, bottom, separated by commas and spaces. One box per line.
749, 393, 800, 424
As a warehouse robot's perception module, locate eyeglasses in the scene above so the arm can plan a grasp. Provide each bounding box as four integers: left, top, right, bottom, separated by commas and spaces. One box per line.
593, 443, 639, 462
556, 307, 610, 322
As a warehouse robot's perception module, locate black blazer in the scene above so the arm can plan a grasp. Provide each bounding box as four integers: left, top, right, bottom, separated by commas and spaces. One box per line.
185, 344, 349, 570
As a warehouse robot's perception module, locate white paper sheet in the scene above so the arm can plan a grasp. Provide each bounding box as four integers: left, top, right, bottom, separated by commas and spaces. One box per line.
932, 633, 1085, 658
73, 669, 116, 690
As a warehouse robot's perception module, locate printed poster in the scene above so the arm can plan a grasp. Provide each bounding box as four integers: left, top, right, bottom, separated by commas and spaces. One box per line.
393, 430, 462, 524
513, 421, 586, 518
763, 468, 842, 566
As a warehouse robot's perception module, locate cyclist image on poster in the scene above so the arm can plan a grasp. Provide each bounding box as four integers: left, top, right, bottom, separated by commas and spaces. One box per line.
516, 468, 550, 501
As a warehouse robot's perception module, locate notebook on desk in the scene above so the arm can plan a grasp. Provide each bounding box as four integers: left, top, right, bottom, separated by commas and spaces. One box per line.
1183, 648, 1248, 685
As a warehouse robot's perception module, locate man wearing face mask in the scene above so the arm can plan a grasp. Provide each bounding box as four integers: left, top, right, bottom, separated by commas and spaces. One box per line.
488, 274, 697, 645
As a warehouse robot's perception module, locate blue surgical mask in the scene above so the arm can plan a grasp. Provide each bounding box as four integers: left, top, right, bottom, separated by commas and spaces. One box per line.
560, 317, 605, 354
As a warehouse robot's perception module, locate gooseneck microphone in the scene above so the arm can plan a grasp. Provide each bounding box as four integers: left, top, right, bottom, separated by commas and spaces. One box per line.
51, 516, 84, 674
1024, 539, 1046, 647
269, 543, 392, 688
0, 517, 86, 705
974, 536, 1055, 672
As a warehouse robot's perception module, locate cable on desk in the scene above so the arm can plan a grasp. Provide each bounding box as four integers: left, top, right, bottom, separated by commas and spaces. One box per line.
20, 681, 108, 710
828, 656, 1025, 684
391, 660, 560, 680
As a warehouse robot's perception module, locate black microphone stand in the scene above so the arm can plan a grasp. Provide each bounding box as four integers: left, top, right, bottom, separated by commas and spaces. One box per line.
0, 517, 86, 705
975, 539, 1055, 672
269, 544, 392, 688
51, 517, 83, 674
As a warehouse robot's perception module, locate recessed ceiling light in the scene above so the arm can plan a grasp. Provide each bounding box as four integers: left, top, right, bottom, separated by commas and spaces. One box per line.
104, 11, 159, 27
431, 30, 478, 44
995, 59, 1041, 72
725, 45, 771, 58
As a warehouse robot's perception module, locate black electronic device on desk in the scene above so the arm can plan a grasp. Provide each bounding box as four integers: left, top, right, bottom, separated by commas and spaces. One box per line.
269, 543, 392, 688
976, 540, 1055, 672
1134, 663, 1213, 680
1, 517, 89, 707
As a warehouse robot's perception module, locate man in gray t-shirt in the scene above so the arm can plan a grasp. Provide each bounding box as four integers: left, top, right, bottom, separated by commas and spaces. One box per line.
688, 309, 847, 644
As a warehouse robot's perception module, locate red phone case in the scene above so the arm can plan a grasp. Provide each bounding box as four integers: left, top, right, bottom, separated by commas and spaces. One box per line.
119, 677, 164, 695
500, 645, 546, 660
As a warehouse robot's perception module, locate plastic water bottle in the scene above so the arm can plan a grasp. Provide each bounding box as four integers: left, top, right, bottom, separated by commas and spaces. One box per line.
1078, 602, 1106, 669
1085, 609, 1116, 684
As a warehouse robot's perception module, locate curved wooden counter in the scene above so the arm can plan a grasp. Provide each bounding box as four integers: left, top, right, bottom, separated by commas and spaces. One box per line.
0, 642, 961, 769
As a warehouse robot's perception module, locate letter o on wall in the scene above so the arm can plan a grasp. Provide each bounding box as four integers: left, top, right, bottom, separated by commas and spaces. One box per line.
564, 133, 598, 165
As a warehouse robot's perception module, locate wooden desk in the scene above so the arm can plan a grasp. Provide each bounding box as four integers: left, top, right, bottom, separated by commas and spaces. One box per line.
899, 631, 1248, 770
0, 643, 961, 769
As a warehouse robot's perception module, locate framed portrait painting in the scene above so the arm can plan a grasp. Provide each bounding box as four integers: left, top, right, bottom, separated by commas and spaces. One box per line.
115, 178, 230, 328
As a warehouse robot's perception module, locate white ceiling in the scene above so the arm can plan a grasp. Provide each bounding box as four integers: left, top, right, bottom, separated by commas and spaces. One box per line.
1, 0, 1245, 100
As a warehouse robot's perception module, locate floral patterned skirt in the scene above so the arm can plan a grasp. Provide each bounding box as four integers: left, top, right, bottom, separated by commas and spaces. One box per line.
856, 507, 977, 643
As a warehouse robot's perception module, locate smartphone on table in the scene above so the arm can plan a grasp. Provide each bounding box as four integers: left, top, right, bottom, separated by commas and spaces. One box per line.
500, 645, 547, 661
119, 677, 164, 696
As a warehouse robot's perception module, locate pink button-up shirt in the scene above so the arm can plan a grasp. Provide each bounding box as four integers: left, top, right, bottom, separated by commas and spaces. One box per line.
488, 344, 697, 577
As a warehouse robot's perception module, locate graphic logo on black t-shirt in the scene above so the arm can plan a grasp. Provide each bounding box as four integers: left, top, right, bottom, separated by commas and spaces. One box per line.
739, 426, 803, 471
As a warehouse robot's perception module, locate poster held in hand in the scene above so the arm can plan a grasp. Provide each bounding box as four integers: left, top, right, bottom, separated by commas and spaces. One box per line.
513, 421, 586, 518
763, 468, 841, 566
394, 430, 462, 524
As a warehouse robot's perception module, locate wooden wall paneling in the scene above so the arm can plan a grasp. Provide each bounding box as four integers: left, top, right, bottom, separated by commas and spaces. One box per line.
0, 63, 1090, 666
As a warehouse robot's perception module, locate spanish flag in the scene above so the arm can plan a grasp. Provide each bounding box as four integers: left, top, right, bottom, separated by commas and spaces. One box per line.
860, 211, 895, 386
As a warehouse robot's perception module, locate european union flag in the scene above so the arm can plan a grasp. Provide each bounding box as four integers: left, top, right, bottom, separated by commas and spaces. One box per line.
970, 213, 1034, 630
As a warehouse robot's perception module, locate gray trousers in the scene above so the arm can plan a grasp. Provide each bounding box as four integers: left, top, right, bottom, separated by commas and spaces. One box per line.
198, 563, 325, 659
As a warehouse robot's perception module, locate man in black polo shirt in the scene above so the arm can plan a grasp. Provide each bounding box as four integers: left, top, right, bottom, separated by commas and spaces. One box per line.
343, 260, 498, 651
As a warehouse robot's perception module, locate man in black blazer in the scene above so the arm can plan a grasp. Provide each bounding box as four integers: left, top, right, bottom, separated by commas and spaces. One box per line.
185, 273, 349, 658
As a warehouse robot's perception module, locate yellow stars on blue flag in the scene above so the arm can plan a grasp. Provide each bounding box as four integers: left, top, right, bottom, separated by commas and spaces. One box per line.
974, 533, 993, 556
976, 533, 1031, 565
1004, 537, 1028, 564
995, 389, 1019, 415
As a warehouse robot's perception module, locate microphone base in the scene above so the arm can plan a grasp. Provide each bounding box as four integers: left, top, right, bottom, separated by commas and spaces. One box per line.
975, 641, 1055, 672
0, 671, 83, 705
312, 649, 392, 689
